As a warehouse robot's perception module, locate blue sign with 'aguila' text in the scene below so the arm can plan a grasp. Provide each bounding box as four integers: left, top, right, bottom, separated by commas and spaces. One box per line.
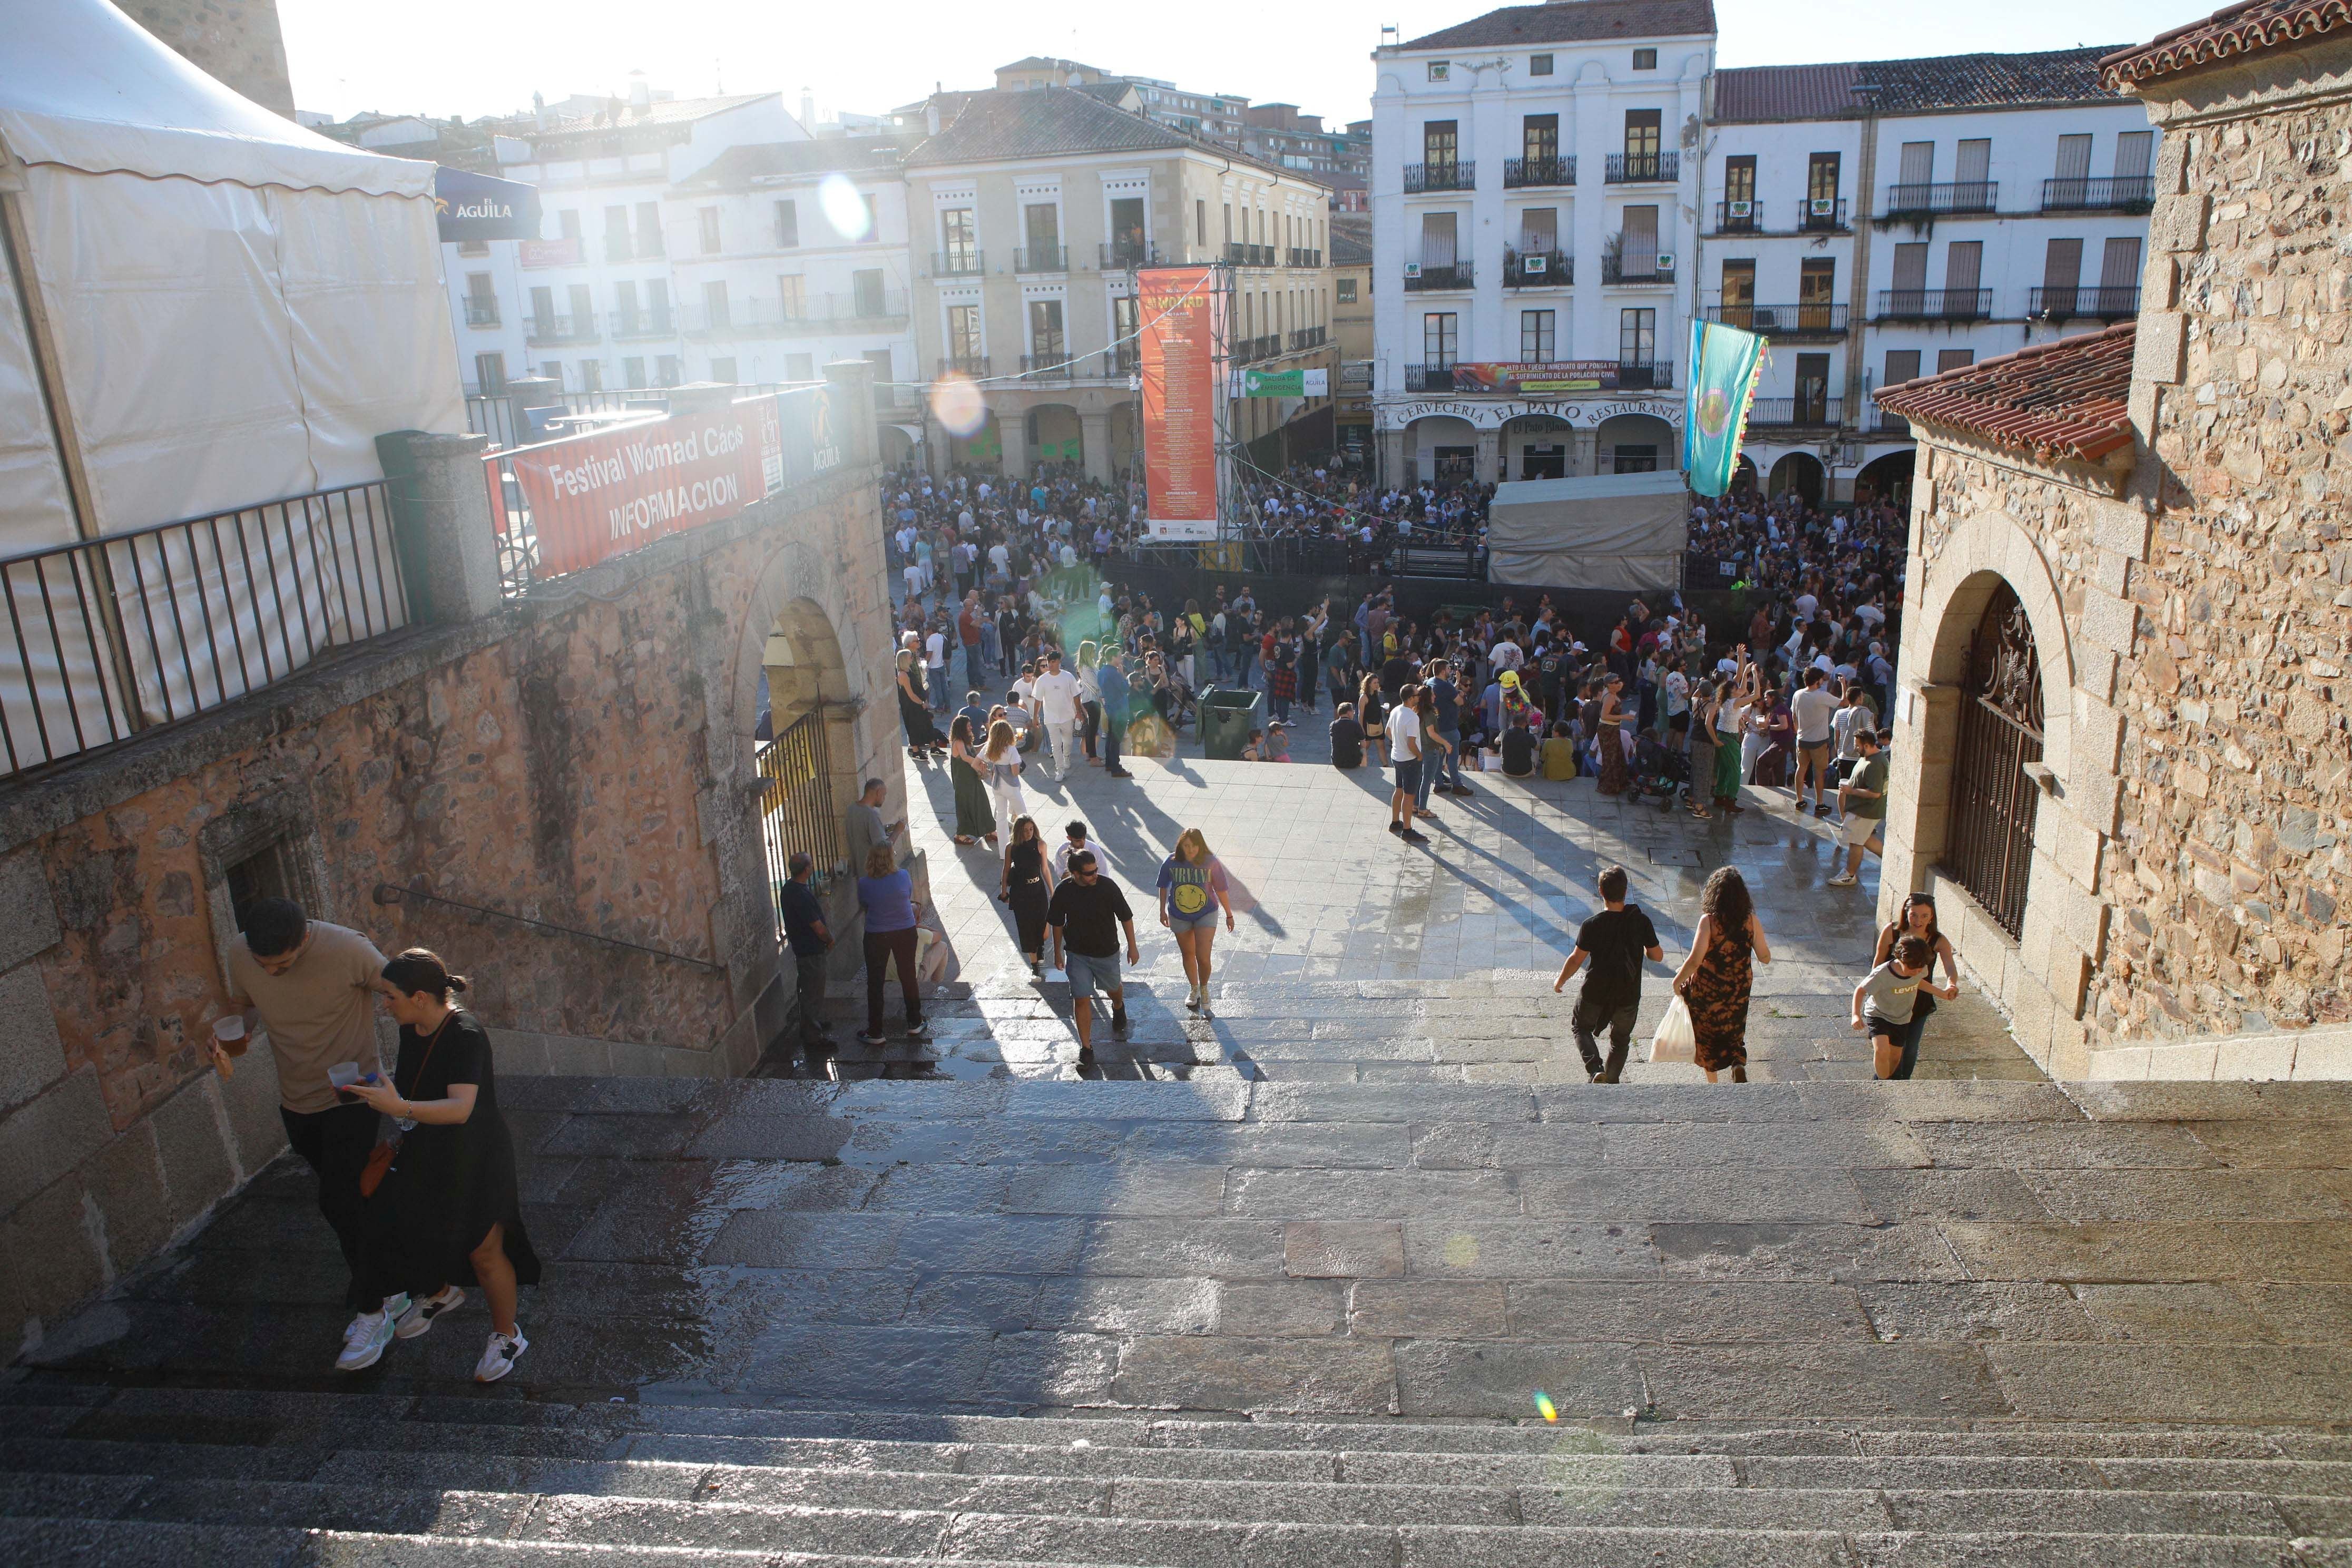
432, 166, 542, 242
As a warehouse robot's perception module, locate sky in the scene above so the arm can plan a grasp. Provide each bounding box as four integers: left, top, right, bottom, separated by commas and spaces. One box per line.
279, 0, 2213, 129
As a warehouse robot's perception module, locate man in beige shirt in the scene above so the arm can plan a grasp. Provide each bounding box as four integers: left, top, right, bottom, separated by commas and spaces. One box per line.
209, 897, 402, 1369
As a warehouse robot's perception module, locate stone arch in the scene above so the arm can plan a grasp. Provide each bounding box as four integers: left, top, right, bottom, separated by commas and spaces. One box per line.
1503, 413, 1571, 479
1595, 412, 1674, 474
1767, 450, 1825, 503
1913, 507, 2075, 785
730, 533, 881, 795
1408, 414, 1477, 483
1025, 402, 1084, 467
1856, 449, 1915, 508
879, 424, 919, 468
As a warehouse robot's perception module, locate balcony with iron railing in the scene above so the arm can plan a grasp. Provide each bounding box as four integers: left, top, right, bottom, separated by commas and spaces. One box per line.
1224, 242, 1275, 267
526, 313, 600, 346
1884, 181, 1997, 216
1605, 151, 1679, 184
936, 355, 990, 378
463, 298, 501, 327
1501, 247, 1571, 288
1869, 407, 1912, 436
1015, 245, 1068, 274
1504, 155, 1575, 189
769, 290, 912, 333
1288, 326, 1328, 351
1287, 247, 1324, 268
1798, 196, 1849, 231
1602, 249, 1672, 285
1708, 301, 1849, 336
2029, 284, 2141, 320
932, 248, 985, 277
1403, 259, 1475, 291
1748, 396, 1844, 427
1102, 346, 1140, 377
1876, 287, 1994, 321
1404, 160, 1475, 193
2041, 175, 2155, 213
607, 308, 677, 339
1019, 352, 1075, 380
1100, 240, 1162, 269
1713, 200, 1761, 234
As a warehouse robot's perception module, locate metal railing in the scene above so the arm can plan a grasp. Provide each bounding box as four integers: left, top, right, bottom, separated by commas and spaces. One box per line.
1224, 242, 1275, 267
1876, 288, 1994, 320
0, 482, 407, 778
1603, 250, 1672, 285
1403, 260, 1475, 291
462, 298, 501, 327
2041, 175, 2155, 212
1869, 408, 1912, 435
1748, 397, 1844, 427
1798, 197, 1849, 231
1288, 326, 1328, 351
932, 249, 985, 277
1015, 245, 1067, 273
1501, 248, 1570, 287
1100, 241, 1162, 269
1714, 201, 1761, 233
1709, 302, 1849, 335
526, 313, 600, 346
463, 393, 519, 450
2030, 285, 2141, 319
936, 355, 989, 378
759, 708, 848, 923
607, 309, 677, 339
1606, 151, 1678, 183
776, 291, 912, 331
1020, 352, 1075, 379
1101, 346, 1140, 377
1884, 181, 1997, 215
1505, 155, 1575, 188
1615, 360, 1675, 391
1404, 161, 1475, 193
1287, 247, 1323, 268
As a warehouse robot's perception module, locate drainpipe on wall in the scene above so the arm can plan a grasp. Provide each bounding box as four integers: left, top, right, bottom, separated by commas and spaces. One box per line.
1844, 94, 1881, 464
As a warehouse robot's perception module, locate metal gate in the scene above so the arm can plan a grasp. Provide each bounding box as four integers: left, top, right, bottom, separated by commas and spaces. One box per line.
1939, 582, 2043, 938
757, 707, 844, 943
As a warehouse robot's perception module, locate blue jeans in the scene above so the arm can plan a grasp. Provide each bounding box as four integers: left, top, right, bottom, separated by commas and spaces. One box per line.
1415, 748, 1439, 810
1435, 729, 1464, 790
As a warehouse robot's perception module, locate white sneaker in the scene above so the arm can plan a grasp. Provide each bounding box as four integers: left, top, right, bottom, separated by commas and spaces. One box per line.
336, 1296, 406, 1372
474, 1329, 530, 1384
395, 1285, 464, 1340
1827, 872, 1858, 887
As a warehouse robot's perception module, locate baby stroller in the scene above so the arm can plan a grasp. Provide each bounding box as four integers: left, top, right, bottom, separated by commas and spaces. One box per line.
1631, 733, 1691, 812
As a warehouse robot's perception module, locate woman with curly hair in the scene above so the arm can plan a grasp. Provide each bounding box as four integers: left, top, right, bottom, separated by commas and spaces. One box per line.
1671, 867, 1773, 1083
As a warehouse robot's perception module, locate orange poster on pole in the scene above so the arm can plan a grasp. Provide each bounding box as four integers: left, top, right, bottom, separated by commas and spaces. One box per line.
1139, 266, 1222, 542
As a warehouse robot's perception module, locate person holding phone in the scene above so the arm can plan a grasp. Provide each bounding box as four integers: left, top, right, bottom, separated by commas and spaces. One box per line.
342, 949, 541, 1383
208, 896, 406, 1371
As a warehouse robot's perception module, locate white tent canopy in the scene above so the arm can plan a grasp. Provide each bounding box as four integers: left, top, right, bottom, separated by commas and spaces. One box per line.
1486, 471, 1689, 593
0, 0, 464, 771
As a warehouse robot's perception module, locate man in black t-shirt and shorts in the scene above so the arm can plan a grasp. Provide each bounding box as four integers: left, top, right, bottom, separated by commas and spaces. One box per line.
1552, 865, 1664, 1083
1047, 851, 1141, 1071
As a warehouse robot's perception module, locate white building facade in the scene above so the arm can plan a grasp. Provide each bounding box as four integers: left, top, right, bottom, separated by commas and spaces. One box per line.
1704, 50, 2157, 503
1369, 0, 1717, 486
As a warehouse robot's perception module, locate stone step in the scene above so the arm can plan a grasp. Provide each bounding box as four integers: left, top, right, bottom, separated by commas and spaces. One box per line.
2, 1473, 2344, 1568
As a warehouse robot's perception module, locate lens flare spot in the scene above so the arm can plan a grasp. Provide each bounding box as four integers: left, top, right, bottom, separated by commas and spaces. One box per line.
930, 374, 985, 437
819, 173, 870, 241
1533, 1391, 1559, 1423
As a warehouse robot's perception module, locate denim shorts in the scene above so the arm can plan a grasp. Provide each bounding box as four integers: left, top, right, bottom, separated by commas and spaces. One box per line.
1391, 758, 1423, 795
1064, 949, 1123, 996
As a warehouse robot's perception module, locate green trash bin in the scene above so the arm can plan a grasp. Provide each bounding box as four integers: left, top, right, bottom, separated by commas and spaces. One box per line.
1197, 685, 1266, 761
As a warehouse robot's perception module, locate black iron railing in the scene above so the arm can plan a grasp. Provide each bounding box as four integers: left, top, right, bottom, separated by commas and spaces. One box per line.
1876, 288, 1994, 320
1884, 181, 1996, 215
1405, 365, 1456, 392
1101, 241, 1162, 269
1748, 397, 1844, 427
1404, 260, 1475, 291
932, 249, 985, 276
759, 708, 848, 920
1020, 354, 1075, 379
2041, 175, 2155, 212
1603, 250, 1672, 285
1798, 197, 1849, 231
0, 482, 407, 778
1287, 247, 1323, 268
463, 298, 501, 327
1505, 156, 1575, 188
937, 355, 989, 378
1615, 361, 1675, 391
1288, 326, 1328, 351
1714, 200, 1761, 233
1015, 246, 1067, 273
1606, 151, 1679, 183
526, 313, 600, 346
1102, 346, 1140, 377
1404, 161, 1475, 193
464, 393, 519, 450
1223, 242, 1275, 267
608, 309, 677, 339
2029, 285, 2141, 320
1709, 302, 1849, 335
1502, 248, 1571, 287
1941, 582, 2043, 939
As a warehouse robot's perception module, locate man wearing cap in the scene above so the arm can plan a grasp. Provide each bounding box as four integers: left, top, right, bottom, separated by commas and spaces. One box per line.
1033, 648, 1083, 782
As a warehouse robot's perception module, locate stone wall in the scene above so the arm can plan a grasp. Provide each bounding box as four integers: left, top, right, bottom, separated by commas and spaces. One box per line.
122, 0, 296, 117
0, 369, 899, 1355
1881, 37, 2352, 1082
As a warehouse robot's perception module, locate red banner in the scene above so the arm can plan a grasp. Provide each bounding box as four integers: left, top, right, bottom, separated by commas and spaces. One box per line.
1139, 266, 1222, 542
1449, 361, 1625, 395
498, 403, 766, 577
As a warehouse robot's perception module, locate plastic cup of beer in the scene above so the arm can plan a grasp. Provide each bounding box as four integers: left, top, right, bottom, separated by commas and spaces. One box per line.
213, 1015, 250, 1059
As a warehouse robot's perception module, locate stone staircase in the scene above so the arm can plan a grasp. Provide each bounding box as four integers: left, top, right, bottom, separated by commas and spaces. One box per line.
8, 1022, 2352, 1563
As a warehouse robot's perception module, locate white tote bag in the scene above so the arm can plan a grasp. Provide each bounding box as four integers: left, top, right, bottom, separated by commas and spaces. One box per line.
1650, 995, 1697, 1063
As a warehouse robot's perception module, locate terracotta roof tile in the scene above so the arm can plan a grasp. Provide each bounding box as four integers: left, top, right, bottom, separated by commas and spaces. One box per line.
1875, 322, 2137, 465
2103, 0, 2352, 89
1400, 0, 1717, 51
1714, 47, 2131, 122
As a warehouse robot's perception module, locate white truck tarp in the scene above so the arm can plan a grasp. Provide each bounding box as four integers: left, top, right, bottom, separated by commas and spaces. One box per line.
1485, 471, 1687, 593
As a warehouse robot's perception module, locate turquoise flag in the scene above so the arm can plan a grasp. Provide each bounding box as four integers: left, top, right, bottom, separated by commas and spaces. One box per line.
1683, 320, 1765, 498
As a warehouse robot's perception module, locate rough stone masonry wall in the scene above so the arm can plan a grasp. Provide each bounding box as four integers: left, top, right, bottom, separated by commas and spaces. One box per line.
121, 0, 297, 117
0, 443, 895, 1355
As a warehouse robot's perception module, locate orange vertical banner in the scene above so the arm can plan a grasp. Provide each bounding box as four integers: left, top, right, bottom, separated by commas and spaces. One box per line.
1139, 266, 1222, 542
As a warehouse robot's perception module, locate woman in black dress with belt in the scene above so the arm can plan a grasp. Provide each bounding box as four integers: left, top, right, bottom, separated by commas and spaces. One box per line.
998, 814, 1055, 977
347, 948, 542, 1383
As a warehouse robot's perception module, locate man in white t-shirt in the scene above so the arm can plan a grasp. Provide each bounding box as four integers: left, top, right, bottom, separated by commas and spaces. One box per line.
1032, 648, 1084, 781
1387, 692, 1428, 844
1789, 667, 1841, 816
924, 626, 950, 710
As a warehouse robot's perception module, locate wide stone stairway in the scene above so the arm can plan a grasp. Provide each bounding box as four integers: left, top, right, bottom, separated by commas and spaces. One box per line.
8, 1051, 2352, 1565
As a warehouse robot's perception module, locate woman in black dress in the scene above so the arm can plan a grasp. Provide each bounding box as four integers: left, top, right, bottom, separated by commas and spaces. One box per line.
348, 948, 542, 1383
998, 814, 1055, 976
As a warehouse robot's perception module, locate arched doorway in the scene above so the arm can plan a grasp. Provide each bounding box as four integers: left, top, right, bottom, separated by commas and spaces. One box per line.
1504, 414, 1571, 479
1939, 580, 2043, 937
1026, 404, 1083, 470
1595, 413, 1675, 475
1408, 414, 1477, 483
949, 410, 1004, 472
1857, 449, 1915, 509
1768, 450, 1825, 504
880, 424, 919, 469
1731, 453, 1760, 494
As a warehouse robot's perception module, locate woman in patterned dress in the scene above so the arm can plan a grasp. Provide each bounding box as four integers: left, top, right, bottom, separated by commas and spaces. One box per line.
1595, 673, 1631, 796
1671, 867, 1773, 1083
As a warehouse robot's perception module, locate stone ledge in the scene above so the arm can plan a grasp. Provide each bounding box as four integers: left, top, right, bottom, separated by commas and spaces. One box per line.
2080, 1025, 2352, 1083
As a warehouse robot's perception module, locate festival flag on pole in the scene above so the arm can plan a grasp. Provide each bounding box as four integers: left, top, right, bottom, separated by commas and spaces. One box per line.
1682, 319, 1766, 498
